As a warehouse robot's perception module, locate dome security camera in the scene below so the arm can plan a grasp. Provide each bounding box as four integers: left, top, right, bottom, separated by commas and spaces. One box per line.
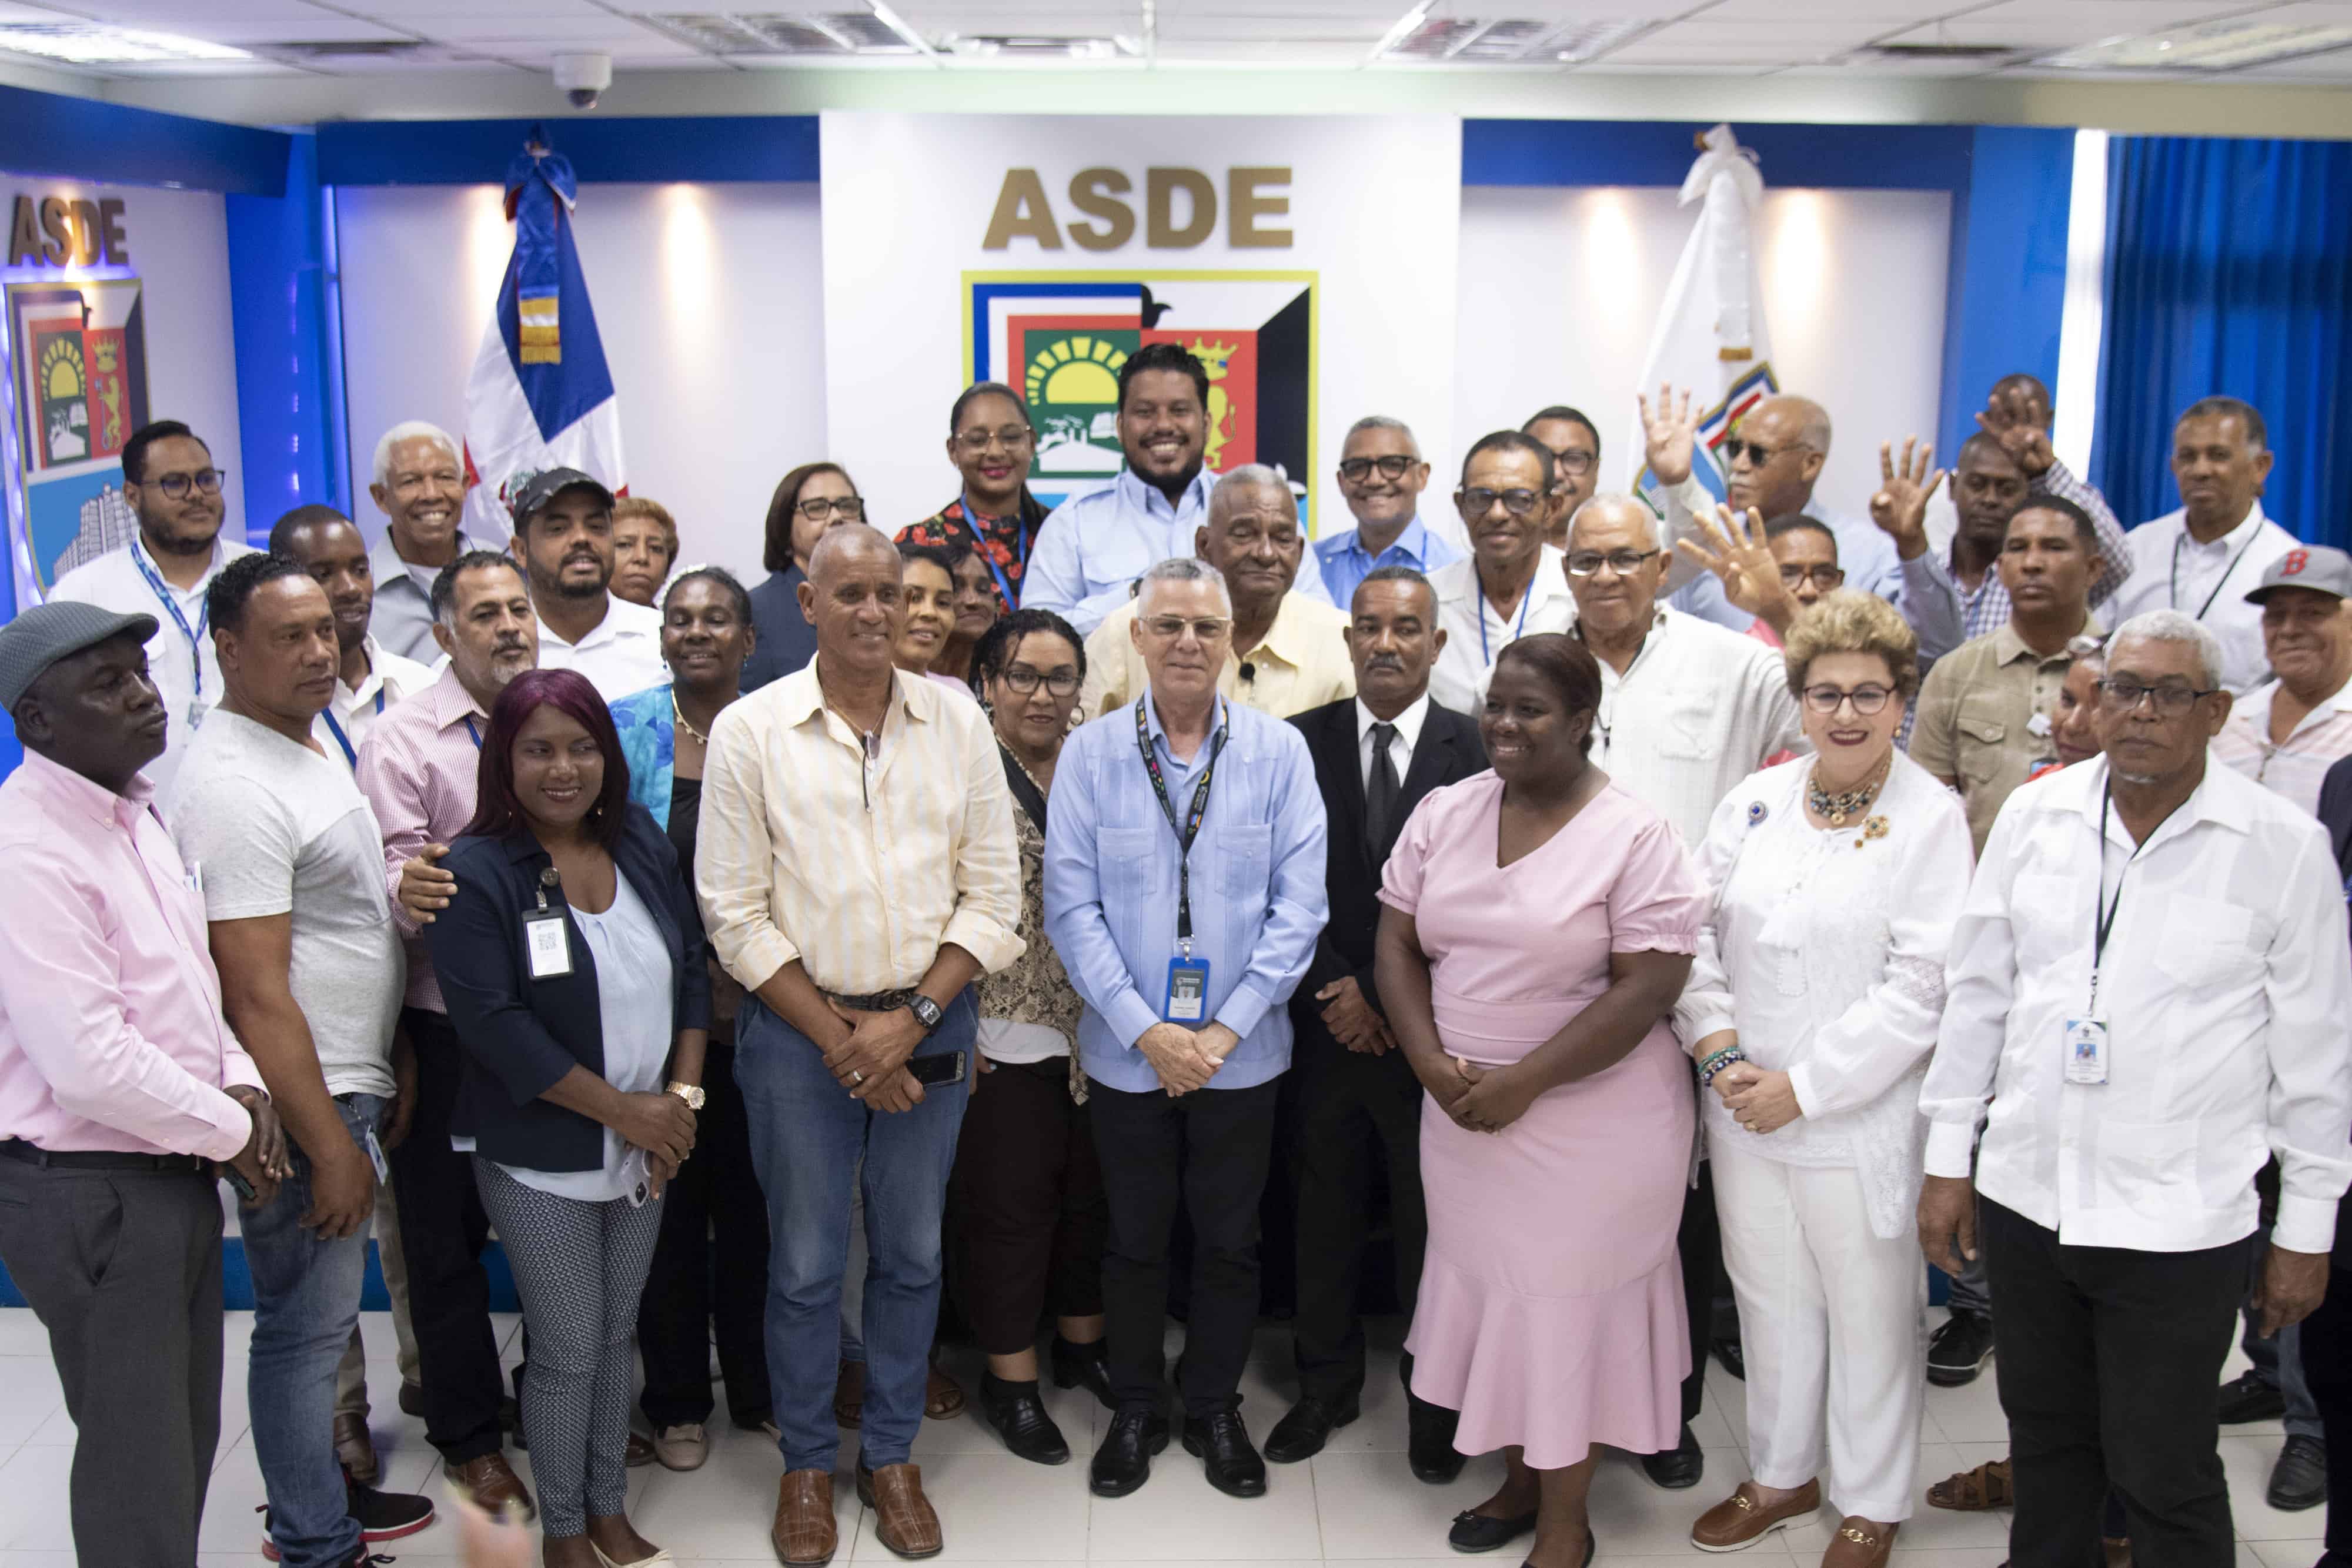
553, 53, 612, 110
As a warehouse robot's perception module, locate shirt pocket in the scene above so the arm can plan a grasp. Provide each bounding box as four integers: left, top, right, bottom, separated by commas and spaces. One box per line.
2011, 872, 2078, 955
1653, 699, 1722, 761
1217, 821, 1275, 899
2153, 894, 2256, 989
1098, 827, 1161, 904
1955, 712, 2009, 788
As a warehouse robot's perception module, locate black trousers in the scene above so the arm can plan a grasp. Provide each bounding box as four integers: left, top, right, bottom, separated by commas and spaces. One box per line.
390, 1007, 509, 1463
951, 1055, 1107, 1355
2300, 1262, 2352, 1560
1090, 1074, 1281, 1419
637, 1041, 773, 1429
1289, 1033, 1425, 1402
1673, 1158, 1722, 1426
1982, 1197, 2249, 1568
0, 1158, 222, 1568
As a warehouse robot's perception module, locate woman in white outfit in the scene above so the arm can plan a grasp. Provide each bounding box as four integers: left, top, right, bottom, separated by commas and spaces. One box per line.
1675, 592, 1975, 1567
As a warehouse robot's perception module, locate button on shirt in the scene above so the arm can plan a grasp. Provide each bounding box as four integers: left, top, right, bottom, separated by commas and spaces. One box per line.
1586, 607, 1808, 851
2107, 502, 2299, 695
315, 636, 433, 775
698, 664, 1024, 997
47, 534, 259, 795
1079, 591, 1356, 723
1908, 616, 2099, 854
353, 664, 493, 1014
1312, 514, 1465, 608
365, 531, 488, 664
2211, 677, 2352, 820
1923, 757, 2352, 1253
1042, 693, 1329, 1094
536, 593, 667, 704
1426, 547, 1578, 718
0, 751, 263, 1158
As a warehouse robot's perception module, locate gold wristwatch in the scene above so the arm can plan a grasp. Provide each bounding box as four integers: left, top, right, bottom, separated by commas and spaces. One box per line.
666, 1081, 706, 1110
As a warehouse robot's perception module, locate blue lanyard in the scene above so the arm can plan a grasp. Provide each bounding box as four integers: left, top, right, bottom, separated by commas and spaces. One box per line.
463, 716, 483, 750
960, 496, 1028, 610
320, 686, 387, 766
129, 537, 207, 708
1476, 579, 1534, 668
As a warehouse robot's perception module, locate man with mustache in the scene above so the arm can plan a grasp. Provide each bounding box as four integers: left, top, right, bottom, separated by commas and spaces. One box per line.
1312, 416, 1465, 605
510, 467, 665, 704
351, 551, 542, 1522
1024, 342, 1334, 637
365, 421, 485, 663
1426, 433, 1579, 717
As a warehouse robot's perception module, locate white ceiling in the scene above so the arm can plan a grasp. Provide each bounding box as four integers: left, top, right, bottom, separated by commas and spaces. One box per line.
2, 0, 2350, 83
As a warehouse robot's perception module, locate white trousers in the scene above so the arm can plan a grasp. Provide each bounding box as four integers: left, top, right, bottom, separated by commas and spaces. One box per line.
1713, 1144, 1926, 1523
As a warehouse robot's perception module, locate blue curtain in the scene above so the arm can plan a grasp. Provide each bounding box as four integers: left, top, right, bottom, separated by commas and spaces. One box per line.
2091, 135, 2352, 548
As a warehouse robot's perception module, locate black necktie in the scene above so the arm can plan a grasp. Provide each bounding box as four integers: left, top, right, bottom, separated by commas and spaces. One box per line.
1365, 721, 1401, 853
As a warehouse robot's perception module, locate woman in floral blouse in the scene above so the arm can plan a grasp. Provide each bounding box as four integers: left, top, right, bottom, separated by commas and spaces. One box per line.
898, 382, 1050, 613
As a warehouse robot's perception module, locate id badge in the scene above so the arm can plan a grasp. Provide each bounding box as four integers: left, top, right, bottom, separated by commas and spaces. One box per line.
524, 910, 573, 980
363, 1125, 391, 1186
2063, 1017, 2110, 1085
1164, 955, 1211, 1024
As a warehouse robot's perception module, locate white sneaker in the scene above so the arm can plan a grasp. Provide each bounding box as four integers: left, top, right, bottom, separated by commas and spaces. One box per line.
652, 1422, 709, 1472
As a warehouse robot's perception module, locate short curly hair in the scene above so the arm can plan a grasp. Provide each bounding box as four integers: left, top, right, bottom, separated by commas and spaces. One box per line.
1781, 589, 1921, 703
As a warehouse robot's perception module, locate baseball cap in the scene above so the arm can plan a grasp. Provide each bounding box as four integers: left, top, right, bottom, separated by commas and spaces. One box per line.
510, 466, 615, 526
0, 601, 160, 712
2244, 546, 2352, 606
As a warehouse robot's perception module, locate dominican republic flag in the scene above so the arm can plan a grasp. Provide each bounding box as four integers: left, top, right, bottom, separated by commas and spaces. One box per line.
461, 129, 625, 537
1629, 123, 1778, 510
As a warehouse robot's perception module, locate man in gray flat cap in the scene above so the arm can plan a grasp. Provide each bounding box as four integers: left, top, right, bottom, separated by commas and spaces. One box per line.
0, 601, 291, 1568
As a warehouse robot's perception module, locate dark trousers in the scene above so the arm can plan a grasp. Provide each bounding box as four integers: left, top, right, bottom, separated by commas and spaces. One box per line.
2301, 1263, 2352, 1560
951, 1055, 1107, 1355
1982, 1197, 2249, 1568
1090, 1074, 1281, 1420
637, 1041, 773, 1429
1289, 1035, 1425, 1402
1673, 1159, 1723, 1426
0, 1157, 223, 1568
389, 1006, 508, 1463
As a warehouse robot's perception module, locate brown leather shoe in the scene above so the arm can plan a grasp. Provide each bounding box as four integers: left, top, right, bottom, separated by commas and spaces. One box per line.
1690, 1479, 1822, 1552
333, 1412, 378, 1484
771, 1469, 837, 1566
446, 1452, 536, 1524
1820, 1517, 1898, 1568
857, 1462, 943, 1560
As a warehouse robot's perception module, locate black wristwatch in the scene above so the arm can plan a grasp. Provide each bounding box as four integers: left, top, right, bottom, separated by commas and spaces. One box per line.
907, 994, 944, 1034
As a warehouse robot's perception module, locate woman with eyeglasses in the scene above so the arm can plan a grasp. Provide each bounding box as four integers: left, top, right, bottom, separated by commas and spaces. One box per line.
946, 608, 1117, 1466
898, 382, 1048, 614
1671, 593, 1973, 1564
743, 463, 866, 693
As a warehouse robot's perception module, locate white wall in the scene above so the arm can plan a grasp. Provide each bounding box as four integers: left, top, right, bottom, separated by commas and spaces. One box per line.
336, 181, 825, 584
1454, 185, 1952, 520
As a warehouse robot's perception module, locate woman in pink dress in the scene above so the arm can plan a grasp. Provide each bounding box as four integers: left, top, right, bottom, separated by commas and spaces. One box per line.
1375, 633, 1705, 1568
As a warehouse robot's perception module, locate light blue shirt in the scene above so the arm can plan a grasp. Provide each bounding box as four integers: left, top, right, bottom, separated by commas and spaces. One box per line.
1024, 467, 1335, 636
1671, 502, 1903, 630
1043, 691, 1329, 1093
1313, 514, 1463, 609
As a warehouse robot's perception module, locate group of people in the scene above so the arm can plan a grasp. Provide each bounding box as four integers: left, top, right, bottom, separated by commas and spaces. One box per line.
0, 336, 2346, 1568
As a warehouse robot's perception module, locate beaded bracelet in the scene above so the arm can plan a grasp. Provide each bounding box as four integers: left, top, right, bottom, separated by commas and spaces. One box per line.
1698, 1047, 1747, 1088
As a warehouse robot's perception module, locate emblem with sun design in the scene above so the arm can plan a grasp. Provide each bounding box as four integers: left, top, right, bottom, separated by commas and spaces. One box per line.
1023, 330, 1136, 474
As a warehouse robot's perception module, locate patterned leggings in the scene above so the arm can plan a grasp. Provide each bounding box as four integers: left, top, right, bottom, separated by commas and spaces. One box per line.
473, 1159, 666, 1537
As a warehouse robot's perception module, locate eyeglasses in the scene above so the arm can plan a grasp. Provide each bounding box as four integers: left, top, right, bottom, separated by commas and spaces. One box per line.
954, 426, 1034, 454
1339, 454, 1419, 482
1142, 615, 1231, 644
1000, 666, 1081, 697
148, 468, 226, 500
796, 496, 866, 521
1780, 564, 1846, 591
1722, 437, 1806, 467
1565, 549, 1662, 577
1546, 450, 1598, 478
1802, 684, 1895, 716
1455, 487, 1545, 519
2096, 677, 2219, 714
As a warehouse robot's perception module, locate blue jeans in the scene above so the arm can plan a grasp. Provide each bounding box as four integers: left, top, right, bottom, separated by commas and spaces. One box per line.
737, 992, 974, 1472
244, 1092, 386, 1568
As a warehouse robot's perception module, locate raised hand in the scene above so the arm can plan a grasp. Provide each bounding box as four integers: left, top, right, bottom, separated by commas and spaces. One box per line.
1673, 503, 1799, 635
1869, 437, 1945, 559
1976, 383, 2055, 476
1638, 382, 1699, 487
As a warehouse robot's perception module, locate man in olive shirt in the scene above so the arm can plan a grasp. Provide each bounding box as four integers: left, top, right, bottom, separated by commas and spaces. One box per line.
1909, 496, 2107, 852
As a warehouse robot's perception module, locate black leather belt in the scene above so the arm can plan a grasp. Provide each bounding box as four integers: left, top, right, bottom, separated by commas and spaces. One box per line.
824, 988, 920, 1014
0, 1138, 209, 1174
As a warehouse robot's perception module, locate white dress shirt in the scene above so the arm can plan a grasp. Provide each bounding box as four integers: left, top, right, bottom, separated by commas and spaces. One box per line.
365, 530, 493, 664
1923, 757, 2352, 1254
1357, 690, 1431, 792
2106, 501, 2298, 695
47, 534, 259, 795
313, 636, 434, 775
1426, 546, 1578, 718
536, 593, 667, 704
2211, 677, 2352, 820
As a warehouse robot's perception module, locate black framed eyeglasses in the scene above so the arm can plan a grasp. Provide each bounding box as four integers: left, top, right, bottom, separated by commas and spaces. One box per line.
1802, 684, 1894, 716
1565, 549, 1662, 577
1545, 449, 1598, 478
2097, 677, 2218, 714
1339, 454, 1418, 482
151, 468, 226, 500
1455, 486, 1545, 519
796, 496, 867, 521
1780, 564, 1846, 591
1000, 666, 1080, 697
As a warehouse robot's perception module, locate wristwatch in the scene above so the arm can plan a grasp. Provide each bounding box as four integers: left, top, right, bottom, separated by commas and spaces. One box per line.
907, 994, 945, 1034
666, 1081, 706, 1111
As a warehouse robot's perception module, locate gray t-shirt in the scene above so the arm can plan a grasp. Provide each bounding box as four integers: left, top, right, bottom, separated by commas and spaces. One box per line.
166, 709, 402, 1098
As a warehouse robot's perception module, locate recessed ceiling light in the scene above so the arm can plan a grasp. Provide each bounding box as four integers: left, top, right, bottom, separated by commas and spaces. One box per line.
0, 23, 252, 65
1379, 15, 1649, 63
640, 12, 917, 55
944, 34, 1124, 58
2045, 19, 2352, 70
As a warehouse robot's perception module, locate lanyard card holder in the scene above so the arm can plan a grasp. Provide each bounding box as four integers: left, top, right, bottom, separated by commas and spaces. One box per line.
524, 867, 573, 981
1165, 955, 1211, 1024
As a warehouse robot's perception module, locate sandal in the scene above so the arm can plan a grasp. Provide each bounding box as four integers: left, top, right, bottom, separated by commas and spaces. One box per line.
1926, 1457, 2012, 1511
926, 1364, 966, 1420
834, 1358, 865, 1429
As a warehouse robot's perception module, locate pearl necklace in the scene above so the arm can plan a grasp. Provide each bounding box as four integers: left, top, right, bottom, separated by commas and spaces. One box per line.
1806, 751, 1891, 827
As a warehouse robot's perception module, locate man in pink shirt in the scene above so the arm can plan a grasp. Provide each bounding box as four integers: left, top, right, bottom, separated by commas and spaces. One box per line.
0, 601, 289, 1568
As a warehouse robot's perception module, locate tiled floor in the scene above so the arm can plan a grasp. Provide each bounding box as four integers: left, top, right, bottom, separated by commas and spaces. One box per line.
0, 1306, 2321, 1566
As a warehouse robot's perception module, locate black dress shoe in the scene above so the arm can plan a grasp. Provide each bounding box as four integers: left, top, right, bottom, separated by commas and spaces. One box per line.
1710, 1335, 1746, 1381
977, 1373, 1070, 1466
1408, 1394, 1466, 1484
1182, 1409, 1268, 1498
1264, 1393, 1359, 1463
1639, 1423, 1703, 1489
1447, 1506, 1536, 1553
1090, 1407, 1169, 1498
1050, 1336, 1117, 1413
2268, 1433, 2328, 1510
1927, 1309, 1996, 1388
2218, 1368, 2289, 1425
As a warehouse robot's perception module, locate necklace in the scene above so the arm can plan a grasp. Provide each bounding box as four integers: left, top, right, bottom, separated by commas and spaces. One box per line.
671, 692, 710, 745
1807, 751, 1891, 827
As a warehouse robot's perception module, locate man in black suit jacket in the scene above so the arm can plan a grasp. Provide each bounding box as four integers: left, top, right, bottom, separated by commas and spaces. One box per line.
1264, 564, 1486, 1481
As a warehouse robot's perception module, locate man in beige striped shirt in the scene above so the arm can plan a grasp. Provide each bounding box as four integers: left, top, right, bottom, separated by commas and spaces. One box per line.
699, 526, 1023, 1564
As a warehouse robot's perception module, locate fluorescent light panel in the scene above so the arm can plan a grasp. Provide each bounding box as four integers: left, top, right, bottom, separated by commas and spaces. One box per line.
2046, 19, 2352, 70
0, 22, 252, 64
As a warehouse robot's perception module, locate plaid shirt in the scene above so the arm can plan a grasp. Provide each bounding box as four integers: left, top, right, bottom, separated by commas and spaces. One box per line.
897, 495, 1045, 614
1905, 457, 2131, 666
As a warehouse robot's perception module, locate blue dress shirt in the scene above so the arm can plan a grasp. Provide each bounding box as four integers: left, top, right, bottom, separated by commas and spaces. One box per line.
1312, 514, 1464, 609
1043, 691, 1329, 1093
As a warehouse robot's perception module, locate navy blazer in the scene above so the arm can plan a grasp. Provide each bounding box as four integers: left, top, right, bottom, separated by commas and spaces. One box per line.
425, 804, 713, 1174
741, 565, 818, 694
